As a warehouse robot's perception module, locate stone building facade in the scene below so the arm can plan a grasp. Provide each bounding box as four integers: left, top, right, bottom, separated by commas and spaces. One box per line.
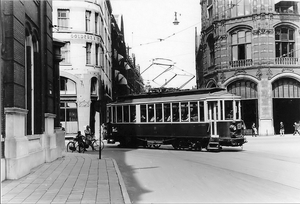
196, 0, 300, 135
52, 0, 113, 137
1, 0, 65, 180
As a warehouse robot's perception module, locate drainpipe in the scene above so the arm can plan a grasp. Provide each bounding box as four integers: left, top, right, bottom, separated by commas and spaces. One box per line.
0, 0, 4, 155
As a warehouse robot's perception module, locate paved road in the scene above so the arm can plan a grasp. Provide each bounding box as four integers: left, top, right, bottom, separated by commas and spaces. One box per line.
94, 135, 300, 203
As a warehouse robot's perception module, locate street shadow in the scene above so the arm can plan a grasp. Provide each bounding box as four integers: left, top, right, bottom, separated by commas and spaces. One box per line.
101, 143, 153, 203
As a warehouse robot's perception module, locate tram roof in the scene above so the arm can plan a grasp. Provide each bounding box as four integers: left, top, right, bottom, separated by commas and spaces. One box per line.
110, 88, 241, 105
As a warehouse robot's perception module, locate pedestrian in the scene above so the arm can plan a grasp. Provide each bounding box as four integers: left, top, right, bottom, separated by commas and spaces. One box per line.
293, 122, 300, 135
84, 125, 95, 151
279, 122, 285, 136
74, 131, 86, 152
252, 122, 258, 137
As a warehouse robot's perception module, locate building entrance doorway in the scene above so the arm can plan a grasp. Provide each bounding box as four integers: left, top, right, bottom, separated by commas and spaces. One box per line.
227, 79, 258, 135
241, 99, 258, 135
272, 78, 300, 134
273, 99, 300, 134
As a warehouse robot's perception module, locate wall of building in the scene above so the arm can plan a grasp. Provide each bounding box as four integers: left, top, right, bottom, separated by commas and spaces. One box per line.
1, 0, 64, 181
197, 0, 300, 135
53, 0, 112, 137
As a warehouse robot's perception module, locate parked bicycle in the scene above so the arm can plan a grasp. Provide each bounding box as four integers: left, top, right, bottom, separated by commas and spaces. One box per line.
67, 132, 105, 153
67, 131, 86, 153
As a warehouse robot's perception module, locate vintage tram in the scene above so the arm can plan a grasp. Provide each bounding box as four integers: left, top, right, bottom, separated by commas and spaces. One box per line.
106, 88, 247, 151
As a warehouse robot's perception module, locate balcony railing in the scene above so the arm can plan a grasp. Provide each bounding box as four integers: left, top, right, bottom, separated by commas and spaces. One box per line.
275, 57, 299, 65
229, 59, 253, 68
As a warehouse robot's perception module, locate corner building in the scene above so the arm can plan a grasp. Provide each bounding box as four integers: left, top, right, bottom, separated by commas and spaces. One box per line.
196, 0, 300, 135
1, 0, 65, 180
53, 0, 113, 136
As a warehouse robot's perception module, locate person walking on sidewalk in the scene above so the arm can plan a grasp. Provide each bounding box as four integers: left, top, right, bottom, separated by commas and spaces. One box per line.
280, 122, 285, 136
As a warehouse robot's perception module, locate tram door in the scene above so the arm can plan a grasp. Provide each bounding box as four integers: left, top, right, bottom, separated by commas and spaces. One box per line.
207, 101, 218, 137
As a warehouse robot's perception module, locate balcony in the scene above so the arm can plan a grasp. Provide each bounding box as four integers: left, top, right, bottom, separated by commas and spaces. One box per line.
229, 59, 253, 68
275, 57, 299, 65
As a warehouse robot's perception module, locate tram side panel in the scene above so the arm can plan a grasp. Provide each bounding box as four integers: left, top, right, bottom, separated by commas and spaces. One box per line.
108, 123, 211, 148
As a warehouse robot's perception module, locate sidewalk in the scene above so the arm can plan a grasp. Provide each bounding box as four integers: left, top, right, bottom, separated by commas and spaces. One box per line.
1, 153, 131, 204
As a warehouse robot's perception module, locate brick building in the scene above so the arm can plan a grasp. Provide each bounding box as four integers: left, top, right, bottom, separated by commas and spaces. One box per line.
196, 0, 300, 135
1, 0, 65, 180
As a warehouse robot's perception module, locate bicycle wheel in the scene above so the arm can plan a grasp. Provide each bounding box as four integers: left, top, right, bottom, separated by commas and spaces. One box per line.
77, 143, 85, 153
92, 139, 100, 147
100, 141, 105, 151
67, 141, 76, 152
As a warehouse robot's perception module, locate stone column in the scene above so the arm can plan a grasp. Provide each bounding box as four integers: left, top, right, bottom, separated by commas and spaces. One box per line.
44, 113, 57, 162
258, 77, 274, 135
4, 108, 30, 179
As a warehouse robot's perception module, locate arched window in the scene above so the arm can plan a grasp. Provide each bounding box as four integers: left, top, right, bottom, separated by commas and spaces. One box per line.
25, 26, 40, 135
227, 80, 257, 99
91, 77, 98, 96
60, 77, 76, 95
275, 26, 295, 58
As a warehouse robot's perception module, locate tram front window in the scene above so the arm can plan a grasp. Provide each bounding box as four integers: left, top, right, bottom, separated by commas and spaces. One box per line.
164, 103, 171, 122
225, 101, 233, 119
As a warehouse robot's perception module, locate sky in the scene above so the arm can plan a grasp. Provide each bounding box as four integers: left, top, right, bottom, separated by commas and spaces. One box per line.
110, 0, 201, 89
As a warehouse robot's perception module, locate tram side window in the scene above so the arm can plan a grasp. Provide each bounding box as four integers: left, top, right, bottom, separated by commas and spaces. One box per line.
148, 104, 155, 122
190, 102, 199, 122
124, 105, 129, 122
181, 102, 189, 122
225, 101, 233, 119
164, 103, 171, 122
156, 104, 163, 122
172, 103, 180, 122
117, 106, 122, 122
199, 101, 204, 121
130, 105, 136, 122
140, 104, 146, 122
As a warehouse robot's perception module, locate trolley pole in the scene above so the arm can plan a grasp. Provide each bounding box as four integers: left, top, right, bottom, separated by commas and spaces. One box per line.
99, 124, 102, 159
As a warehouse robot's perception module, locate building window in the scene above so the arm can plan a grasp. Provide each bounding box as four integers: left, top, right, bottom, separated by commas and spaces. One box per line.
95, 13, 99, 34
61, 42, 70, 63
275, 1, 299, 14
58, 9, 69, 30
95, 44, 100, 66
230, 0, 251, 17
231, 30, 252, 62
86, 11, 91, 32
275, 27, 295, 58
91, 77, 98, 95
207, 35, 215, 67
86, 43, 92, 64
60, 77, 76, 95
